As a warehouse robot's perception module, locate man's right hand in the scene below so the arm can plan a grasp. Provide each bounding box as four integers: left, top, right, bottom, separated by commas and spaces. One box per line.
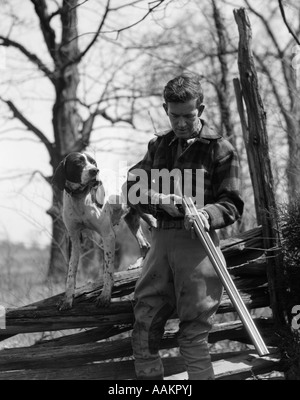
158, 194, 183, 217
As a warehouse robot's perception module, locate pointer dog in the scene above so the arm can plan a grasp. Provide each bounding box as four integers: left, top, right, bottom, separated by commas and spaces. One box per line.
52, 152, 151, 310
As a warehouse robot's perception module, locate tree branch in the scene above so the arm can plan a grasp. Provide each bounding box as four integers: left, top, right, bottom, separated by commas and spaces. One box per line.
1, 98, 53, 156
211, 0, 235, 143
244, 0, 283, 57
62, 0, 111, 70
97, 109, 134, 126
103, 0, 167, 38
92, 136, 147, 146
76, 58, 134, 149
244, 0, 295, 105
253, 52, 288, 117
71, 105, 136, 153
30, 0, 58, 63
278, 0, 300, 45
0, 35, 55, 82
0, 170, 51, 185
75, 113, 96, 151
62, 0, 167, 69
109, 0, 145, 12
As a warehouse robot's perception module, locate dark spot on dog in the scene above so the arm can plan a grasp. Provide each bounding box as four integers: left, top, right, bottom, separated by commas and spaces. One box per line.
64, 152, 87, 183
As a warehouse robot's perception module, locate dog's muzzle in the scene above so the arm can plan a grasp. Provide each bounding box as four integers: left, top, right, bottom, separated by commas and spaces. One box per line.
89, 168, 99, 177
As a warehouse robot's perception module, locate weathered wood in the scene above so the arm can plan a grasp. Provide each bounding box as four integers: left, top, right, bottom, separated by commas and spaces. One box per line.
0, 225, 277, 380
218, 286, 269, 313
0, 284, 269, 339
2, 301, 134, 336
215, 349, 282, 380
0, 226, 271, 342
222, 227, 265, 268
233, 10, 276, 226
33, 326, 132, 348
32, 316, 274, 349
0, 349, 281, 380
209, 318, 276, 346
0, 340, 134, 372
166, 349, 282, 381
36, 226, 267, 308
233, 8, 285, 328
0, 318, 275, 373
0, 336, 177, 372
0, 359, 152, 380
227, 256, 267, 276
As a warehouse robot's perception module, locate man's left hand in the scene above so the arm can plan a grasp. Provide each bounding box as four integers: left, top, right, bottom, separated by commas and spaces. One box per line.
184, 209, 210, 237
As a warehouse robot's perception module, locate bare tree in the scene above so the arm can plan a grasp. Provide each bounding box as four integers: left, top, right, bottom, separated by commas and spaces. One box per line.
243, 0, 300, 199
210, 0, 236, 146
278, 0, 300, 45
0, 0, 169, 276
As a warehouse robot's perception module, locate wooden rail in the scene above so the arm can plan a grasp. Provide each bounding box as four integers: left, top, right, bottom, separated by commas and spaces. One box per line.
0, 226, 284, 380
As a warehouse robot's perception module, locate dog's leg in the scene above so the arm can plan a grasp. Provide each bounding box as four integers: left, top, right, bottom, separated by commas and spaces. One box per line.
124, 208, 150, 258
58, 230, 81, 310
96, 231, 116, 307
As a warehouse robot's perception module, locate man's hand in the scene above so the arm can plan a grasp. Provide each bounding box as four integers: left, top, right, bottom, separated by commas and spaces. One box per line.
158, 194, 183, 217
184, 209, 210, 236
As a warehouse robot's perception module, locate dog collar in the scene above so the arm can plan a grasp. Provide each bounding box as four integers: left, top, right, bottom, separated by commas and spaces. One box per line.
64, 180, 100, 196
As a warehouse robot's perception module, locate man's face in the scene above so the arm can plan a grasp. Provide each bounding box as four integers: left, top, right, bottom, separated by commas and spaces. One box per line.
164, 99, 202, 139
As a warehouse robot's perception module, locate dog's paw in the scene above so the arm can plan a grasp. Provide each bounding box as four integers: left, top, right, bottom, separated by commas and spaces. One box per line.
57, 296, 74, 311
95, 292, 111, 308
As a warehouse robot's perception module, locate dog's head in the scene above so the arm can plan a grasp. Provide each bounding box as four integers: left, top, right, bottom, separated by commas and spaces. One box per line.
52, 152, 99, 191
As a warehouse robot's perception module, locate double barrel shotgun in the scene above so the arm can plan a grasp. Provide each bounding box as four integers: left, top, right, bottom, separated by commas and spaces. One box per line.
182, 196, 269, 357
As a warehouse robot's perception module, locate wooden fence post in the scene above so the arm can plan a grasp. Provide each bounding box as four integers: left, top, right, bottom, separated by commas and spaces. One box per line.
233, 8, 287, 328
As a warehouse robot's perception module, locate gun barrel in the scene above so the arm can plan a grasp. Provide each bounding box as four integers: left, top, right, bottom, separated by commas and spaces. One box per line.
182, 197, 269, 357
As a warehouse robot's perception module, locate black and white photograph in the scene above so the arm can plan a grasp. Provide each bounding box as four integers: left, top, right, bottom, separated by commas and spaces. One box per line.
0, 0, 299, 384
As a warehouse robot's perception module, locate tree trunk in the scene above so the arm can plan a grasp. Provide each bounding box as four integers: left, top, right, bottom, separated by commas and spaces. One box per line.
211, 0, 237, 148
210, 0, 241, 240
233, 8, 287, 328
48, 0, 84, 277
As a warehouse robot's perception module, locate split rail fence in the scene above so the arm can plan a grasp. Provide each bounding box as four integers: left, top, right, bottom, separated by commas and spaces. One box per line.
0, 226, 283, 380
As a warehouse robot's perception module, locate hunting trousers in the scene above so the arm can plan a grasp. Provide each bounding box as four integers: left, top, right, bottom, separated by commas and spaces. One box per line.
132, 226, 224, 380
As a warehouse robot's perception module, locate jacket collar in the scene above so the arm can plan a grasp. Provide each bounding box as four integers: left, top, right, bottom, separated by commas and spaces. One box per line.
168, 119, 221, 147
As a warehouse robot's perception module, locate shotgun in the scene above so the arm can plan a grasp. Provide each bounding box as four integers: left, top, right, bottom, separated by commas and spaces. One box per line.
182, 196, 269, 357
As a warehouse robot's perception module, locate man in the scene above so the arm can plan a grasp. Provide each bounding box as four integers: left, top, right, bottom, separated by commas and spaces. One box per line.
123, 73, 244, 380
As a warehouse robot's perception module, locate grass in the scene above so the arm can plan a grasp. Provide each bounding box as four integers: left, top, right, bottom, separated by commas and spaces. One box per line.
0, 241, 65, 349
0, 241, 62, 308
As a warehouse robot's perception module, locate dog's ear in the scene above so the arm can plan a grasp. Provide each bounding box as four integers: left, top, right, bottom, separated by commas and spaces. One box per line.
52, 160, 66, 191
84, 151, 97, 167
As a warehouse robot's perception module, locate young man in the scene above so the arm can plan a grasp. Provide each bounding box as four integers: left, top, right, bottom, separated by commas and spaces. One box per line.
123, 74, 244, 380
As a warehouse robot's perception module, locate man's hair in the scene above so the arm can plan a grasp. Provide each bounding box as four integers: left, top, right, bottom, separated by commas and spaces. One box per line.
163, 73, 204, 106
